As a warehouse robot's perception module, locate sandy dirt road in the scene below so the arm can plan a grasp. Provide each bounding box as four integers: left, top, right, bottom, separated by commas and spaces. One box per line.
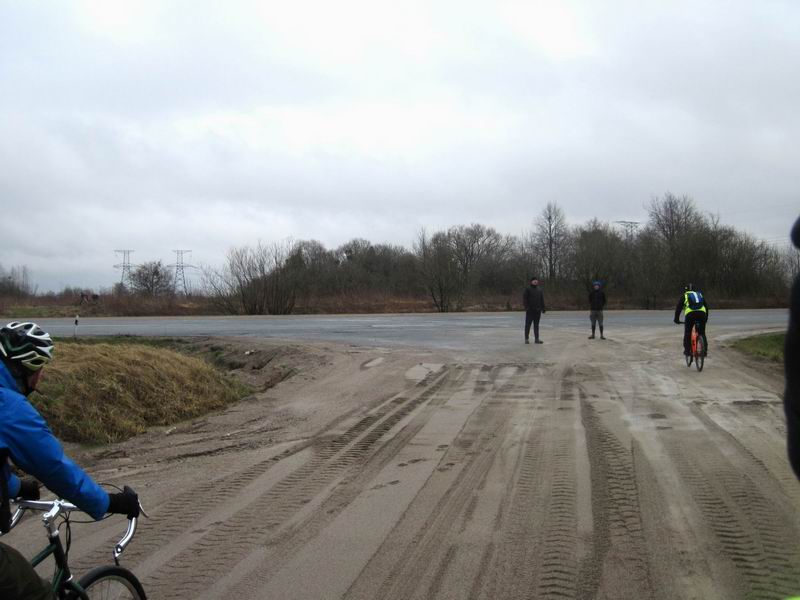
10, 322, 799, 599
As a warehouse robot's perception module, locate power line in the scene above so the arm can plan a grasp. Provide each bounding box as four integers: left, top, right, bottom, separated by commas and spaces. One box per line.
169, 250, 194, 295
614, 221, 641, 241
113, 250, 135, 286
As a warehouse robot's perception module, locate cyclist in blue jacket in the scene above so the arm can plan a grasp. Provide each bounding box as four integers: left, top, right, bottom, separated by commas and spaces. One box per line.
0, 322, 139, 600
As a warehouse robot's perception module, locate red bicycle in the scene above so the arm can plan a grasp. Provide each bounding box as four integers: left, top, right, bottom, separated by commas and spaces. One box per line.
681, 321, 705, 372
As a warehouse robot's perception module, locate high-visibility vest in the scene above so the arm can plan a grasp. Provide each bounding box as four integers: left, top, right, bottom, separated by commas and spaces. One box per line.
684, 291, 707, 315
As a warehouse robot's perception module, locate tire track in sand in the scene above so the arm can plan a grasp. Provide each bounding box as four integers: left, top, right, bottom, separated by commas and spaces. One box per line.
144, 367, 456, 599
480, 368, 580, 600
664, 421, 800, 599
71, 367, 452, 594
344, 364, 533, 600
577, 390, 654, 599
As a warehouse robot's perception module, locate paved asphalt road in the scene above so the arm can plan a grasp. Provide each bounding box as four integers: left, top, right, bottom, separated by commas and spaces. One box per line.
33, 309, 788, 351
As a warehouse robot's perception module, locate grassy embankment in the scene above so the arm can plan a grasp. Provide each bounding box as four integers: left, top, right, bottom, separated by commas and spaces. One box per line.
731, 332, 785, 363
31, 338, 250, 445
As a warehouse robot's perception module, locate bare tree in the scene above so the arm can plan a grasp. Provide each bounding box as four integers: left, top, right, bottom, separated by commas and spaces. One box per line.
128, 261, 174, 297
449, 224, 511, 309
632, 228, 668, 308
0, 264, 34, 298
647, 193, 699, 249
571, 219, 625, 287
203, 241, 300, 314
534, 202, 569, 280
784, 244, 800, 283
414, 229, 460, 312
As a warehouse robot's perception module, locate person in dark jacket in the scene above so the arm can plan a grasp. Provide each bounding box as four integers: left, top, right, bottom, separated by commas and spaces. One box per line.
523, 277, 546, 344
674, 285, 709, 357
785, 215, 800, 480
1, 322, 141, 600
588, 281, 607, 340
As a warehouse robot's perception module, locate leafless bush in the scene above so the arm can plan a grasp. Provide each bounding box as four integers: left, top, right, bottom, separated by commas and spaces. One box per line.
203, 241, 300, 315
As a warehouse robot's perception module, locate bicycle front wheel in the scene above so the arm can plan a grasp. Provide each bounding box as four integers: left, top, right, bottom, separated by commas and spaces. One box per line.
74, 565, 146, 600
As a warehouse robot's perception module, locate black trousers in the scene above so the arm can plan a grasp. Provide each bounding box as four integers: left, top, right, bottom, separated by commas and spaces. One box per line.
684, 311, 708, 355
0, 542, 54, 600
525, 310, 542, 341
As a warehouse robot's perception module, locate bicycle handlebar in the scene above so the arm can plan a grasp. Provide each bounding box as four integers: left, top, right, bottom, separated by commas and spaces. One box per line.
5, 496, 143, 563
114, 515, 138, 561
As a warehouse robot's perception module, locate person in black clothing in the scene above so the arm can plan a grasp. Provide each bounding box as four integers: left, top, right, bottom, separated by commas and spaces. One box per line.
588, 281, 606, 340
784, 215, 800, 479
523, 277, 546, 344
674, 284, 709, 356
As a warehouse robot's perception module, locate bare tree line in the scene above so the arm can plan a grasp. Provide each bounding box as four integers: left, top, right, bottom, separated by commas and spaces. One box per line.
2, 194, 797, 315
200, 194, 796, 314
0, 264, 35, 298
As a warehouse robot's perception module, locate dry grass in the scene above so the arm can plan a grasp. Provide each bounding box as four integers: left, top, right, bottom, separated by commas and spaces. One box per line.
732, 332, 785, 363
31, 342, 247, 444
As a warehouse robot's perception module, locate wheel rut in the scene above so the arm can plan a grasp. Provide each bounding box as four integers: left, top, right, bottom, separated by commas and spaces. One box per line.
147, 367, 456, 599
577, 391, 654, 599
481, 372, 581, 600
665, 433, 800, 598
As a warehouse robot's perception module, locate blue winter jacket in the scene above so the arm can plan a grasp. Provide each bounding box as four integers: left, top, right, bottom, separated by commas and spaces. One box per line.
0, 361, 109, 519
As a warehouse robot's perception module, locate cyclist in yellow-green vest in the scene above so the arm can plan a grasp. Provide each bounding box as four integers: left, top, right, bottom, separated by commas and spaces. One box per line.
674, 284, 709, 357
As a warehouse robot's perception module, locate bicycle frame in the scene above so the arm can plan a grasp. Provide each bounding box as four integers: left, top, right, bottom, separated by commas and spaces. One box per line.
29, 532, 89, 599
3, 498, 139, 599
20, 501, 90, 599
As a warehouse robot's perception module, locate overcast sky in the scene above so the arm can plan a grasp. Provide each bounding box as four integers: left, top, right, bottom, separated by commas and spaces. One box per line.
1, 1, 798, 291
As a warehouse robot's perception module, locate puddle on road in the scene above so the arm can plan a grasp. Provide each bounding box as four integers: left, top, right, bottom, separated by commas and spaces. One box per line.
361, 357, 385, 369
405, 363, 445, 382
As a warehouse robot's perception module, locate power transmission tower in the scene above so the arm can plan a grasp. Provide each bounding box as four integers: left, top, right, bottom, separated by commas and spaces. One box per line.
113, 250, 135, 287
614, 221, 641, 242
170, 250, 194, 295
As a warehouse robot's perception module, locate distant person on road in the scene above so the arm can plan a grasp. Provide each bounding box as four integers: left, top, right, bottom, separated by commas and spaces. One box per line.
784, 215, 800, 480
674, 284, 709, 357
588, 281, 607, 340
0, 322, 140, 600
523, 277, 546, 344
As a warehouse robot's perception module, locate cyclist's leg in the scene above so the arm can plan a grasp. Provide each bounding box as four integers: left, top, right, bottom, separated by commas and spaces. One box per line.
697, 312, 708, 354
0, 542, 54, 600
683, 317, 693, 355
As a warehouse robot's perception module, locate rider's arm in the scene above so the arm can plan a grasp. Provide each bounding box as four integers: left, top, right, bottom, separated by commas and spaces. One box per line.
3, 397, 109, 519
674, 298, 683, 323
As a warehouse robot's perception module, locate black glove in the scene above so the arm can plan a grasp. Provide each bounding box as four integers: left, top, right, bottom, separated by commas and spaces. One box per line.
674, 319, 680, 324
107, 486, 140, 519
17, 478, 40, 500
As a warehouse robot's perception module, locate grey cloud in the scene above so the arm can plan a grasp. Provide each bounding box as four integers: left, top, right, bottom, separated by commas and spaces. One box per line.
1, 1, 798, 291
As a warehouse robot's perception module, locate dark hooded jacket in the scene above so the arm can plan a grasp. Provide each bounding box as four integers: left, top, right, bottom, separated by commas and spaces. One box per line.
589, 288, 606, 311
523, 284, 545, 312
785, 215, 800, 479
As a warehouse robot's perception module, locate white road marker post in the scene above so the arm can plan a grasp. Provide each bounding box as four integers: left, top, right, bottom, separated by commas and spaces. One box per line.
74, 314, 79, 339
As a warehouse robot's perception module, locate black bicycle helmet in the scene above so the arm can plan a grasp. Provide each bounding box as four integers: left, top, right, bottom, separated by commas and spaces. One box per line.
0, 321, 54, 372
